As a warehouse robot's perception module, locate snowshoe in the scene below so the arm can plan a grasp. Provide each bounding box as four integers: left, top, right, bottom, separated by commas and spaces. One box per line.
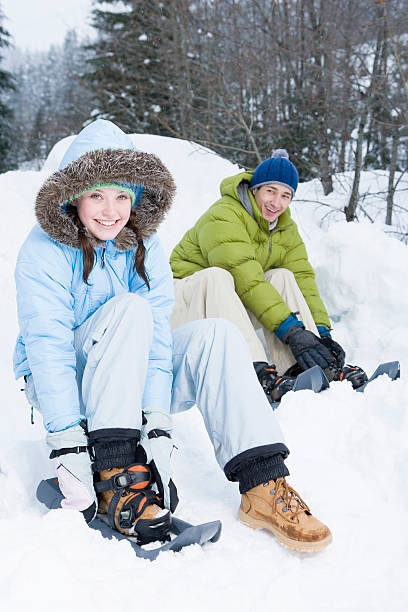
270, 360, 400, 409
325, 361, 400, 391
283, 362, 331, 394
355, 360, 400, 392
36, 478, 222, 561
293, 364, 330, 393
267, 364, 330, 410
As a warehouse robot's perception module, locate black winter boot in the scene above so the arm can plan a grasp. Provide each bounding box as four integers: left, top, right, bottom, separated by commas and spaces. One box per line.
254, 362, 295, 404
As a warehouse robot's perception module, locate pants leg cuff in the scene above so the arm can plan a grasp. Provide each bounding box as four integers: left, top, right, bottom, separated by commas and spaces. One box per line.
89, 428, 141, 471
237, 454, 290, 494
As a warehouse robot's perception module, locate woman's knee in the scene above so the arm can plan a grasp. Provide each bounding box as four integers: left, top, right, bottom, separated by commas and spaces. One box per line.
174, 318, 243, 353
111, 293, 153, 325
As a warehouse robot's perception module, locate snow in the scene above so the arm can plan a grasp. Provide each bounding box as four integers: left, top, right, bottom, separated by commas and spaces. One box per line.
1, 134, 407, 612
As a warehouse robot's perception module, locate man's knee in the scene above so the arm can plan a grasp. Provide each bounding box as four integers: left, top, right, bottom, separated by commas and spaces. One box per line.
203, 267, 235, 289
266, 268, 296, 286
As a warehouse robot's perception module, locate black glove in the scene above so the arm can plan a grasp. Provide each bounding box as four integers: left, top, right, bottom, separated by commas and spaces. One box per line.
282, 325, 336, 371
318, 336, 346, 366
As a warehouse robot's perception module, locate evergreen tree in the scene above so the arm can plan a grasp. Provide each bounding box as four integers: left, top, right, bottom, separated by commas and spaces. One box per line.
85, 0, 175, 134
8, 31, 96, 168
0, 7, 15, 172
59, 30, 96, 136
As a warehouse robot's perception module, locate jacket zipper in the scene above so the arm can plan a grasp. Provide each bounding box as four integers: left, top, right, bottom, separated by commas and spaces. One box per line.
265, 231, 272, 268
101, 247, 114, 296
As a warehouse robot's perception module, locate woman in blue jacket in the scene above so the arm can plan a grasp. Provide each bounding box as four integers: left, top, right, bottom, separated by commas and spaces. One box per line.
15, 119, 177, 541
14, 120, 331, 551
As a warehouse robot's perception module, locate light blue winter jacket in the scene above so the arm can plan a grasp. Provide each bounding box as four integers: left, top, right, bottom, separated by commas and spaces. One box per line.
13, 120, 176, 432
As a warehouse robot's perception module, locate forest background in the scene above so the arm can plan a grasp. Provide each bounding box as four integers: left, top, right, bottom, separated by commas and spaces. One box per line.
0, 0, 407, 232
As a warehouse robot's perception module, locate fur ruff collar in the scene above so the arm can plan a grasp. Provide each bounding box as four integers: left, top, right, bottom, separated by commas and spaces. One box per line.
35, 148, 176, 250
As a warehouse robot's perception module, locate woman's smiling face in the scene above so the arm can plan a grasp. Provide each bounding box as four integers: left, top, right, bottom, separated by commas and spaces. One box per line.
74, 187, 132, 240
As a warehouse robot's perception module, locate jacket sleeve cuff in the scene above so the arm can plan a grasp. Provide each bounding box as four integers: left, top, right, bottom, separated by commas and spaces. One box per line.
317, 325, 332, 338
275, 313, 303, 340
45, 416, 84, 434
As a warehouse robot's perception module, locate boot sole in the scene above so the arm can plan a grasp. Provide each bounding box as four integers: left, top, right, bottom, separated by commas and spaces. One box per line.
238, 508, 332, 552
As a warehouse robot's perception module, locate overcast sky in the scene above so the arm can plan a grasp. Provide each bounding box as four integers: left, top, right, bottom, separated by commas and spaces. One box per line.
1, 0, 95, 51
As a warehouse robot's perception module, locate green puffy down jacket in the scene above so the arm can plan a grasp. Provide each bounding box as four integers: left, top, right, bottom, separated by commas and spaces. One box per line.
170, 171, 330, 332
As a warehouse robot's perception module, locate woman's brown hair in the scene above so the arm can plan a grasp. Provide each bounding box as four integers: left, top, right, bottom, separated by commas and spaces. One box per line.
67, 203, 150, 288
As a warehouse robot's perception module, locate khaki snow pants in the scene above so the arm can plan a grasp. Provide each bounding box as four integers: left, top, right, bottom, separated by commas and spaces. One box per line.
171, 267, 319, 375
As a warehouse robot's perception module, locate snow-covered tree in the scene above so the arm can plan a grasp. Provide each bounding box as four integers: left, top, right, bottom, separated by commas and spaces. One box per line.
8, 31, 96, 168
86, 0, 176, 134
0, 6, 15, 172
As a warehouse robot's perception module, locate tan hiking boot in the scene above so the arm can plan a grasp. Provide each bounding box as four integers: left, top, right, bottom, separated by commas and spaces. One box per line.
238, 477, 332, 552
98, 467, 165, 538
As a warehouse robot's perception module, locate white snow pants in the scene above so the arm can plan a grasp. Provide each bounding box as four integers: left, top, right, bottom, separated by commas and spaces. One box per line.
171, 267, 319, 374
26, 293, 287, 472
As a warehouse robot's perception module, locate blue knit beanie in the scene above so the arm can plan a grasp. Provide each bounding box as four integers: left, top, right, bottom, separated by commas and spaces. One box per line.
249, 149, 298, 196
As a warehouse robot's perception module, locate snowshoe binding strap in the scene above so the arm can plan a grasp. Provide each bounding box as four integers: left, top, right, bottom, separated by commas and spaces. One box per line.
268, 375, 295, 402
49, 446, 88, 459
96, 462, 170, 544
133, 512, 171, 545
107, 487, 169, 544
94, 464, 152, 494
325, 363, 368, 389
147, 429, 171, 439
255, 363, 295, 403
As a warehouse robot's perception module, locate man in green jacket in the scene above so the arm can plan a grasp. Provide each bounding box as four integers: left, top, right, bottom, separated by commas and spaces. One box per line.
170, 150, 366, 404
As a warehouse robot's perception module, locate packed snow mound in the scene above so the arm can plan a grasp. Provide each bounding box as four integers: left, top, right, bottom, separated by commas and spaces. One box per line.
0, 132, 407, 612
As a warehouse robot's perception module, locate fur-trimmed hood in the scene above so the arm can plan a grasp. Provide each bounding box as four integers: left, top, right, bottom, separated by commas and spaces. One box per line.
35, 120, 176, 251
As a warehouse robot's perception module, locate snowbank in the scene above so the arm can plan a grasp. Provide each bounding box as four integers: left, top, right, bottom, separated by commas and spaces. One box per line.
0, 134, 407, 612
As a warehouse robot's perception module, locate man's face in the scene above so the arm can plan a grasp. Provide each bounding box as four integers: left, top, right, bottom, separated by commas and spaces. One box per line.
252, 183, 292, 223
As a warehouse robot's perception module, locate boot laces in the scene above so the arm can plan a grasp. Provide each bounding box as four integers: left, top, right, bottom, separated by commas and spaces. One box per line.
268, 478, 311, 521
